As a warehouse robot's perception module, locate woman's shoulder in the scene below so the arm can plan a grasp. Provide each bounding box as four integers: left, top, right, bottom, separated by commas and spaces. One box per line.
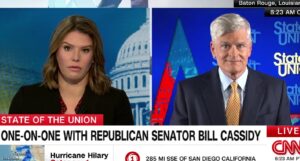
105, 87, 129, 99
87, 86, 126, 97
18, 83, 54, 96
10, 83, 59, 114
107, 86, 126, 94
86, 86, 128, 104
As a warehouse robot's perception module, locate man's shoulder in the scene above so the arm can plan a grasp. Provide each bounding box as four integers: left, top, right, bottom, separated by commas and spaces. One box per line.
249, 68, 284, 85
179, 68, 217, 88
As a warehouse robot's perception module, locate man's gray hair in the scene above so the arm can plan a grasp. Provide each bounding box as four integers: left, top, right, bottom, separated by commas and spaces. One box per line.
210, 13, 252, 42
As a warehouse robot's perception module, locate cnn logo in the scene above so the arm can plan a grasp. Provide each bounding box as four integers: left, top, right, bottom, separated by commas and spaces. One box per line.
272, 140, 300, 155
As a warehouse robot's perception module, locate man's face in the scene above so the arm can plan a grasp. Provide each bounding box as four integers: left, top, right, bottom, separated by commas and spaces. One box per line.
211, 29, 252, 79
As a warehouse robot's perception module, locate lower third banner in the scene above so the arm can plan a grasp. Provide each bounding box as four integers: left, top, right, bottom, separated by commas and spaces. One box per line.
0, 126, 299, 161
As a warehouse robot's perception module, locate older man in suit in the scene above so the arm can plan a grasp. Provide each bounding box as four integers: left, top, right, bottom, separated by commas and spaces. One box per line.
170, 13, 291, 125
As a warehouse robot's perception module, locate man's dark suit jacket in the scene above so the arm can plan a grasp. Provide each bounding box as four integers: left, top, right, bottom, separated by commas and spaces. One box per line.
170, 67, 291, 125
9, 83, 134, 125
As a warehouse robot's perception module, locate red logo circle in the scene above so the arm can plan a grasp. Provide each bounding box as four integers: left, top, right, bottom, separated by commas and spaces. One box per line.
125, 151, 140, 161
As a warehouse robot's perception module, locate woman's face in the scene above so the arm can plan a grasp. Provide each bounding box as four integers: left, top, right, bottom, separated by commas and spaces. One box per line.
56, 30, 93, 84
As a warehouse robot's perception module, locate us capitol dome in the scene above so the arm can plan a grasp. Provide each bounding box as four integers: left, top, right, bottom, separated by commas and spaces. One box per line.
110, 14, 150, 125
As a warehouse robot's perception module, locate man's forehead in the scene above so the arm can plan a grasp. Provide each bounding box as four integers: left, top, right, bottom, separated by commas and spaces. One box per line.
219, 40, 249, 44
216, 34, 251, 43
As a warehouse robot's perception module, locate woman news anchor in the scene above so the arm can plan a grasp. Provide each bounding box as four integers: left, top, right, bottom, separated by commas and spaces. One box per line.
9, 15, 134, 125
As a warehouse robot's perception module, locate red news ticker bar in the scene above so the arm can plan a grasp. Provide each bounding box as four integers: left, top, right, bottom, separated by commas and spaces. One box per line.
0, 114, 103, 126
267, 126, 300, 137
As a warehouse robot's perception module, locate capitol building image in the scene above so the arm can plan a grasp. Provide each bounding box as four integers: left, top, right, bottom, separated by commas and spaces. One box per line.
110, 13, 150, 125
